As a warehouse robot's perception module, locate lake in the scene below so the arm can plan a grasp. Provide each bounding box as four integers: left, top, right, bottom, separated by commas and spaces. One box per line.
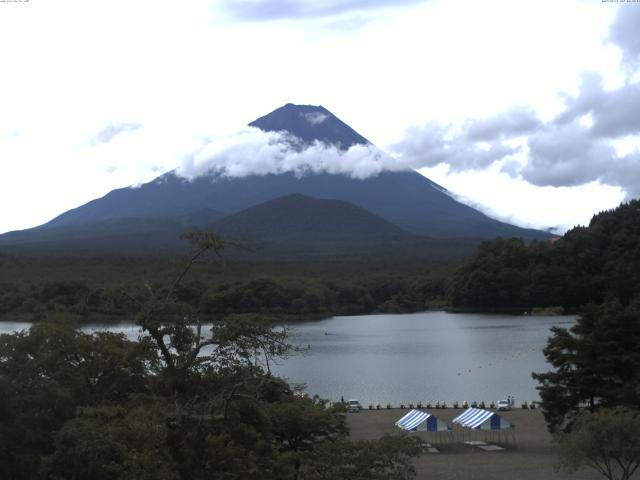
273, 311, 574, 405
0, 311, 574, 405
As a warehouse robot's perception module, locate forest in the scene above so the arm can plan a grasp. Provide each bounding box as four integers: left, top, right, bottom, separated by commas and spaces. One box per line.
448, 200, 640, 312
0, 253, 450, 323
528, 204, 640, 479
0, 232, 424, 479
2, 200, 640, 324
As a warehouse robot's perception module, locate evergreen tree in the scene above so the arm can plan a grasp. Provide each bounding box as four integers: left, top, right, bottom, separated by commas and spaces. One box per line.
533, 301, 640, 432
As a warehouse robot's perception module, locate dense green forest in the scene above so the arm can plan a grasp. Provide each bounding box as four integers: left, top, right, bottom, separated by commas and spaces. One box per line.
3, 200, 640, 323
448, 200, 640, 312
527, 204, 640, 480
0, 233, 423, 479
0, 253, 451, 323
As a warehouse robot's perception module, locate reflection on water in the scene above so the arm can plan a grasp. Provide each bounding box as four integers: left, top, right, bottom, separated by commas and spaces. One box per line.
0, 321, 31, 333
0, 311, 574, 405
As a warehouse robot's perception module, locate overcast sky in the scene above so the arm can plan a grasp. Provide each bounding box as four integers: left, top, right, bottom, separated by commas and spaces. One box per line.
1, 0, 639, 234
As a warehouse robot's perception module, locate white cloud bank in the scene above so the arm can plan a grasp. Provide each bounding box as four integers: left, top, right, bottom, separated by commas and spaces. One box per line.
0, 0, 634, 235
390, 71, 640, 201
177, 127, 409, 180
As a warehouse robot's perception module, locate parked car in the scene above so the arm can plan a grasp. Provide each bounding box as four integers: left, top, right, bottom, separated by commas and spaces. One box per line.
347, 399, 363, 412
497, 400, 511, 411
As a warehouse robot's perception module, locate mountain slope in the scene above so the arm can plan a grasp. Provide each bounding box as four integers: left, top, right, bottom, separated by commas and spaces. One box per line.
0, 103, 551, 256
38, 168, 548, 240
212, 194, 477, 260
214, 193, 411, 243
248, 103, 370, 149
0, 218, 190, 254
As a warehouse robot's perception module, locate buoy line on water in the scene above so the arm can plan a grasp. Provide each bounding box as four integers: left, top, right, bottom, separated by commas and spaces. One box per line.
455, 345, 540, 377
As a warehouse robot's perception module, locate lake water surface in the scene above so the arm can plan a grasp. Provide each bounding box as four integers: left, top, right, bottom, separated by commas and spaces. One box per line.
0, 312, 574, 405
273, 311, 574, 405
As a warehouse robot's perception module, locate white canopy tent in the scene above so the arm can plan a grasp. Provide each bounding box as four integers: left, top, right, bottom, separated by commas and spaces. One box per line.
452, 408, 512, 430
395, 409, 450, 432
451, 408, 516, 445
395, 409, 451, 444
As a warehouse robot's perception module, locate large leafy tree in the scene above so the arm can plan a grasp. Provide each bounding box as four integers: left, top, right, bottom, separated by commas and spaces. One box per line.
556, 407, 640, 480
0, 318, 153, 480
300, 434, 423, 480
41, 401, 181, 480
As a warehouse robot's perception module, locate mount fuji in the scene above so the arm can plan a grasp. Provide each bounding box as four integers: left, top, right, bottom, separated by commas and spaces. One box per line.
0, 103, 550, 257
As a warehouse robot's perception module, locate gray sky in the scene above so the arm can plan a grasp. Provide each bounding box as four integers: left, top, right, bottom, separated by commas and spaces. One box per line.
0, 0, 639, 234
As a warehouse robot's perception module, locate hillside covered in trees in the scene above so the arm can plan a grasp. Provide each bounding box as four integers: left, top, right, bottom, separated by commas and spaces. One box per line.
448, 200, 640, 312
528, 203, 640, 475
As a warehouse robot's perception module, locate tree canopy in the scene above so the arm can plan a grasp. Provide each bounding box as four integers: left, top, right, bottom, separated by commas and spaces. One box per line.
525, 204, 640, 478
0, 231, 423, 479
448, 200, 640, 311
556, 407, 640, 480
532, 300, 640, 433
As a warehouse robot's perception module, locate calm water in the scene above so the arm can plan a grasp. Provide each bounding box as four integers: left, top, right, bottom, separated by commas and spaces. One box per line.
0, 312, 574, 405
273, 312, 574, 405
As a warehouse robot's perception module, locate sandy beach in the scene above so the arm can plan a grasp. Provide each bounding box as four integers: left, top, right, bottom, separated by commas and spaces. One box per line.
347, 408, 604, 480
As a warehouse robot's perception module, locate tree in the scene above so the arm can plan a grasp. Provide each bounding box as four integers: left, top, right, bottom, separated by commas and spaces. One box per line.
533, 301, 640, 432
300, 434, 423, 480
121, 231, 292, 382
268, 394, 348, 479
41, 401, 181, 480
0, 318, 153, 480
556, 407, 640, 480
1, 230, 425, 479
448, 200, 640, 311
123, 230, 227, 376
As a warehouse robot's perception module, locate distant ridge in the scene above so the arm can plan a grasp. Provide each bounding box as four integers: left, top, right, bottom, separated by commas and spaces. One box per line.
214, 193, 411, 243
211, 193, 479, 261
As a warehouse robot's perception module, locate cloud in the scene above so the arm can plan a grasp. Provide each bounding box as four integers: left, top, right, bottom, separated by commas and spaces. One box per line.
389, 65, 640, 200
389, 119, 521, 172
511, 71, 640, 197
324, 14, 375, 32
465, 107, 542, 141
521, 122, 615, 187
555, 71, 640, 138
301, 112, 329, 125
602, 151, 640, 197
419, 165, 625, 234
377, 11, 640, 203
608, 5, 640, 70
519, 123, 640, 199
219, 0, 427, 21
177, 127, 409, 181
92, 122, 142, 144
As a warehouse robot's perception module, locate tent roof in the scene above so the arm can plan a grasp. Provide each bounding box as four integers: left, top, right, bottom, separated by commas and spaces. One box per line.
396, 410, 429, 430
452, 408, 512, 430
395, 409, 450, 432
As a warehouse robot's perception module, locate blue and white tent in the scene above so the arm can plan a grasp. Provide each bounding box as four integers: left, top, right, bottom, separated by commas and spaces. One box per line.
395, 409, 450, 432
452, 408, 512, 430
